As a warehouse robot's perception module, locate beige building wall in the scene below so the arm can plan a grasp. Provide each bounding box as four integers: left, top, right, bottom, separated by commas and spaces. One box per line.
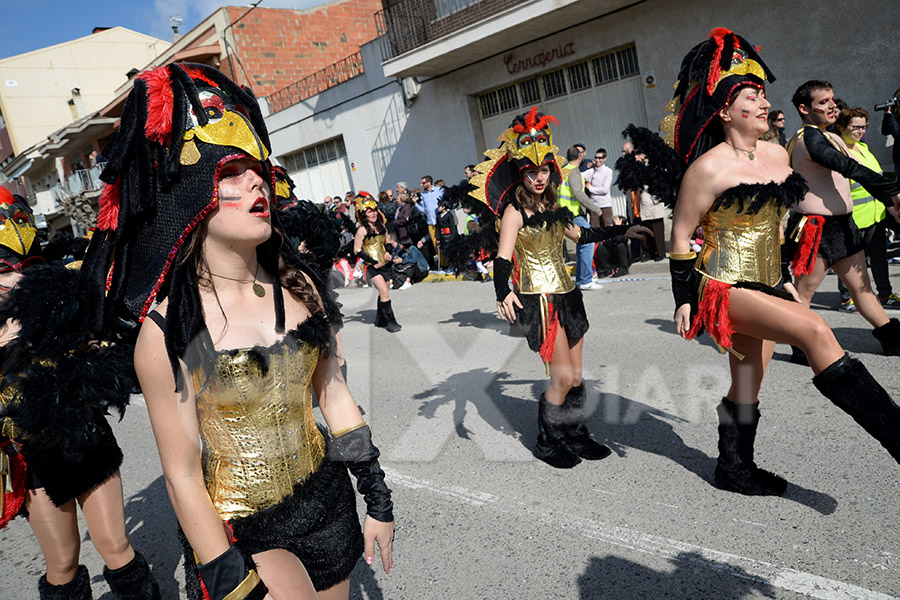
0, 27, 169, 155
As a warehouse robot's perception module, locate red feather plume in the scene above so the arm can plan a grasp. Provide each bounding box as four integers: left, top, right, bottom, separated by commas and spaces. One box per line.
138, 66, 174, 145
96, 178, 121, 231
513, 106, 559, 133
705, 27, 733, 96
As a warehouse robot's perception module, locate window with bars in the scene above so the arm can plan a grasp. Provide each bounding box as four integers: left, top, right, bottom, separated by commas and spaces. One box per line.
477, 44, 640, 112
520, 78, 541, 105
617, 45, 640, 77
542, 69, 567, 99
479, 91, 500, 118
496, 84, 519, 112
283, 138, 348, 172
567, 61, 592, 92
591, 53, 619, 85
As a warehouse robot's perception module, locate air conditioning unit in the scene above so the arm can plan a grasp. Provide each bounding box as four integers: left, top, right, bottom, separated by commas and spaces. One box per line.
401, 77, 420, 102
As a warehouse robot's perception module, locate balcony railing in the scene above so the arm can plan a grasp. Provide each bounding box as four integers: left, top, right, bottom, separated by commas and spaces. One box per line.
266, 53, 365, 114
375, 0, 529, 61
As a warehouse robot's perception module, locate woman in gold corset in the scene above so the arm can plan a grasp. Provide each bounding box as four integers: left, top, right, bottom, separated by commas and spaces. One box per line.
353, 192, 401, 332
663, 29, 899, 496
86, 64, 393, 600
475, 107, 648, 469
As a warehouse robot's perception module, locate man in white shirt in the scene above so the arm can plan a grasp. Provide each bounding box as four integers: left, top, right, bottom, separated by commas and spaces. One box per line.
582, 148, 614, 226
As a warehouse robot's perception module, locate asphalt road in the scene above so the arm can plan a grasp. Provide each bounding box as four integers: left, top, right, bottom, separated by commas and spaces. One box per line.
2, 269, 899, 599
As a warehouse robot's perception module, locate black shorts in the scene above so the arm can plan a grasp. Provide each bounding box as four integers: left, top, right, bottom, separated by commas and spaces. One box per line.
514, 288, 589, 354
786, 212, 865, 267
181, 459, 364, 596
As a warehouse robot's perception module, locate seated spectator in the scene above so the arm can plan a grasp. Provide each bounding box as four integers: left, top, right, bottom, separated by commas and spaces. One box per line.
392, 242, 429, 289
594, 215, 632, 278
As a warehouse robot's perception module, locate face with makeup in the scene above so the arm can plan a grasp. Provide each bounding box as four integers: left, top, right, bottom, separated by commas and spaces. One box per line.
521, 164, 552, 197
800, 87, 837, 126
720, 86, 771, 136
205, 156, 272, 246
365, 207, 379, 224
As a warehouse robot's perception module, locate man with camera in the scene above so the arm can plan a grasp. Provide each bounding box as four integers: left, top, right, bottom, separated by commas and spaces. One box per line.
877, 88, 900, 174
784, 80, 900, 359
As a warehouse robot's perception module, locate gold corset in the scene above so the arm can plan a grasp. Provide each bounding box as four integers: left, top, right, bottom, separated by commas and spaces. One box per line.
362, 234, 386, 265
696, 198, 784, 286
514, 220, 574, 294
1, 375, 19, 440
194, 335, 326, 520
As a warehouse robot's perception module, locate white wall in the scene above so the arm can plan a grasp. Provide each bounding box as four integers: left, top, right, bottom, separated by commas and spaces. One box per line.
264, 0, 900, 198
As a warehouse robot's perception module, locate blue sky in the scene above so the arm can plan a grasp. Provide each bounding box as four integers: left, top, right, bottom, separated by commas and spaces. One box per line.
0, 0, 327, 60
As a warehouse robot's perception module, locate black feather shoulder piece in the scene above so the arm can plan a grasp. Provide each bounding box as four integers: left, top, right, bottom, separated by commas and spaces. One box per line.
0, 262, 139, 449
294, 311, 335, 357
711, 172, 808, 214
275, 201, 343, 278
0, 263, 112, 373
521, 206, 574, 230
615, 125, 686, 209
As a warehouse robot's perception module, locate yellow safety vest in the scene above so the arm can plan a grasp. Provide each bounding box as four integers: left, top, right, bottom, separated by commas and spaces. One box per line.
848, 142, 886, 229
557, 163, 582, 217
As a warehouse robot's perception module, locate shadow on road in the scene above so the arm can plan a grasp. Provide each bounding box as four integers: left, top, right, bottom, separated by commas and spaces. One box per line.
577, 551, 777, 599
414, 368, 836, 514
645, 317, 721, 352
349, 559, 384, 600
94, 476, 181, 599
342, 308, 376, 325
438, 308, 513, 335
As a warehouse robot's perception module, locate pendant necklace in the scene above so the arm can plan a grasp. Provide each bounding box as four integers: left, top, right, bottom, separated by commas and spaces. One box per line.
209, 265, 266, 297
726, 141, 756, 160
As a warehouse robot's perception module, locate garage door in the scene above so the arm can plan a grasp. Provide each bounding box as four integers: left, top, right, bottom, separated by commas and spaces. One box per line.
478, 45, 648, 217
280, 137, 354, 203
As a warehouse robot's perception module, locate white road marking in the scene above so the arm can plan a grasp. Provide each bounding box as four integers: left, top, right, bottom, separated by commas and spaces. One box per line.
384, 468, 896, 600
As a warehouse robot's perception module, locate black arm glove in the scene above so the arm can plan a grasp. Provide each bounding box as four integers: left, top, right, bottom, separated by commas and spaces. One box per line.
356, 250, 378, 266
670, 253, 699, 318
577, 224, 629, 244
804, 127, 900, 203
492, 257, 514, 302
198, 546, 267, 600
328, 424, 394, 522
780, 242, 793, 288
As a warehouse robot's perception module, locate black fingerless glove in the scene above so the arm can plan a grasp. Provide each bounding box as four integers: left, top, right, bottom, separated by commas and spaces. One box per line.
356, 250, 378, 266
669, 253, 699, 318
328, 424, 394, 522
577, 224, 629, 244
493, 257, 513, 302
780, 243, 793, 288
198, 546, 267, 600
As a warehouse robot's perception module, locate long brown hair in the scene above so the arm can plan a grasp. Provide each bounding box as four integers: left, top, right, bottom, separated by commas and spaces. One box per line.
513, 180, 558, 215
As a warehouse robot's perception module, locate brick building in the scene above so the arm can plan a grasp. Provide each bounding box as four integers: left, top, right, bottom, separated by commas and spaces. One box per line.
222, 1, 381, 96
1, 0, 384, 235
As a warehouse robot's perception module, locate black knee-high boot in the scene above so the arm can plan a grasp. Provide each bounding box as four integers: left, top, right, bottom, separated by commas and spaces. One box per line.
375, 299, 401, 332
812, 353, 900, 463
39, 565, 92, 600
103, 551, 161, 600
872, 318, 900, 356
534, 393, 581, 469
714, 398, 788, 496
562, 384, 611, 460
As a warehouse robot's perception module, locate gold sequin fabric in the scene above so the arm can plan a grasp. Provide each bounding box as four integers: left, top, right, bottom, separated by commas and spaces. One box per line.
362, 234, 387, 265
194, 334, 326, 521
0, 373, 20, 440
696, 198, 784, 287
514, 220, 575, 295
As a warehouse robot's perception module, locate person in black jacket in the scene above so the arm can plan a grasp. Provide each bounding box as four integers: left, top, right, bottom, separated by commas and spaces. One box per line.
435, 199, 459, 272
